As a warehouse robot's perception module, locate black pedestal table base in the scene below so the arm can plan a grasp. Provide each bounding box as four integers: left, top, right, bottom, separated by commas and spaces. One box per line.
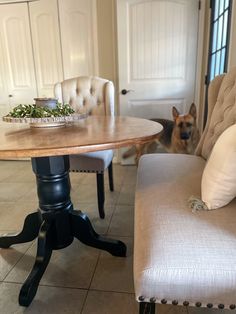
0, 156, 126, 307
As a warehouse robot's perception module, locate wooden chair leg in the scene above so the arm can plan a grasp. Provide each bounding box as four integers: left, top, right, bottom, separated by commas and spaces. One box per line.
139, 302, 156, 314
96, 172, 105, 219
108, 161, 114, 191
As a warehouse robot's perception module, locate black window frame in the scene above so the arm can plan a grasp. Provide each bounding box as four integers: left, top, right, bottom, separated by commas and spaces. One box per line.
204, 0, 232, 126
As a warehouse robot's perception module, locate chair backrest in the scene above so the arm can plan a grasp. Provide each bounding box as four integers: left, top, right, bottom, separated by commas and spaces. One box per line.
195, 67, 236, 159
54, 76, 115, 116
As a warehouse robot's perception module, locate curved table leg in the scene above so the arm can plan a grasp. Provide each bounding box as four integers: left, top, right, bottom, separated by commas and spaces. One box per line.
19, 220, 52, 307
0, 212, 41, 248
71, 210, 126, 257
1, 156, 127, 307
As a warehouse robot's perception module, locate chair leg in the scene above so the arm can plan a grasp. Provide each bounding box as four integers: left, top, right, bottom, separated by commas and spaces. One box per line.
139, 302, 156, 314
108, 161, 114, 192
96, 173, 105, 219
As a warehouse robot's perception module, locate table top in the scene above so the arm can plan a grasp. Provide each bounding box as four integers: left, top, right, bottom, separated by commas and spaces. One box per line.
0, 116, 163, 158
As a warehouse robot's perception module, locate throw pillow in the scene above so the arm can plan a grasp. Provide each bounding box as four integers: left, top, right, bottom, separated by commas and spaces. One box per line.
201, 124, 236, 209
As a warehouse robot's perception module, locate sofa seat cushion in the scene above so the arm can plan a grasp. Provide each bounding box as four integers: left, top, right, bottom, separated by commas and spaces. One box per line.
69, 150, 113, 173
134, 154, 236, 308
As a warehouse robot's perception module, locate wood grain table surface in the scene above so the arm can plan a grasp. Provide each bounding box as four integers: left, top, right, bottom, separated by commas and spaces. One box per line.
0, 116, 163, 158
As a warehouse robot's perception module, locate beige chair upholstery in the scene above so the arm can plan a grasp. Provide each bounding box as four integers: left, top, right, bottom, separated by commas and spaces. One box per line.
134, 67, 236, 312
54, 76, 114, 117
54, 76, 115, 219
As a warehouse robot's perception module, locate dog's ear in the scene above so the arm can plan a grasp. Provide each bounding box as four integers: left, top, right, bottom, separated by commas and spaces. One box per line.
189, 103, 197, 119
172, 107, 179, 120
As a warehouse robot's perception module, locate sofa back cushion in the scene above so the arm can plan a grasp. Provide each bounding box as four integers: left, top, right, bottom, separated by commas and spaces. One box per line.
195, 67, 236, 159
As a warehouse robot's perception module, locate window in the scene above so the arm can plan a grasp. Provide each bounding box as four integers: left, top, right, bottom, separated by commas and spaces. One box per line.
207, 0, 232, 83
204, 0, 232, 126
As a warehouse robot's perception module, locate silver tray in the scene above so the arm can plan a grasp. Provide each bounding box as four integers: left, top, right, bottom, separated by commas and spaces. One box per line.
2, 112, 88, 128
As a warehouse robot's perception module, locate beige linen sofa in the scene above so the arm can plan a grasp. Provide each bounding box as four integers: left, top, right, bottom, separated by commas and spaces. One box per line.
134, 67, 236, 313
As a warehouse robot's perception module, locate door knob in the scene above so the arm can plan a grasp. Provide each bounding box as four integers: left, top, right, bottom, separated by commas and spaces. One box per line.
121, 89, 134, 95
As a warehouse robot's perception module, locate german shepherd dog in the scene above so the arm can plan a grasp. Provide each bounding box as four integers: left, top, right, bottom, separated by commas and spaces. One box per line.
123, 103, 200, 164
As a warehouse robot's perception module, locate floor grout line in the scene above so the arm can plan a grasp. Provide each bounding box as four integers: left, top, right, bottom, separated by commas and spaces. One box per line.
80, 251, 102, 314
87, 288, 135, 295
1, 240, 35, 282
80, 179, 124, 313
2, 280, 136, 296
0, 163, 139, 312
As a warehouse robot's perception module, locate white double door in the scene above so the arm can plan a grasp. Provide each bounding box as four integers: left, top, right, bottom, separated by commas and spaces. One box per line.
0, 0, 98, 108
117, 0, 199, 120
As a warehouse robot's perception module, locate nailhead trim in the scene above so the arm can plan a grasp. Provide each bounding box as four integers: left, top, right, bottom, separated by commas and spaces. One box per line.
70, 170, 102, 174
183, 301, 189, 306
138, 296, 145, 302
137, 297, 232, 309
218, 304, 224, 309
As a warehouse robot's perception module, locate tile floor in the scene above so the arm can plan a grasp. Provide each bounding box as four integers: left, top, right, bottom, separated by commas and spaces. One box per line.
0, 160, 229, 314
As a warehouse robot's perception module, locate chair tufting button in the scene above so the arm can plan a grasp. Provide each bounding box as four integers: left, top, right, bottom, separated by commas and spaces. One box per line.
161, 299, 167, 304
150, 297, 156, 303
183, 301, 189, 306
172, 300, 178, 305
207, 303, 213, 308
218, 304, 224, 309
138, 296, 145, 302
195, 302, 201, 307
230, 304, 236, 310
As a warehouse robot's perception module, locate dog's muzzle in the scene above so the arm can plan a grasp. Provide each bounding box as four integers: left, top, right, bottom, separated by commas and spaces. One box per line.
180, 132, 190, 140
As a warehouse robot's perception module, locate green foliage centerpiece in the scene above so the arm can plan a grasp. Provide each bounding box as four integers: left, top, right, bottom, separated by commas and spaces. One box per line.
2, 97, 87, 128
7, 98, 75, 118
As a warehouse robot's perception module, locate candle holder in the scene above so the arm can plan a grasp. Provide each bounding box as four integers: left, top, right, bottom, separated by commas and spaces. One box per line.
34, 98, 58, 110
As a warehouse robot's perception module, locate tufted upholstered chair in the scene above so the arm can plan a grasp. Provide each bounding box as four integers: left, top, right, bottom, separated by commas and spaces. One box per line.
134, 67, 236, 313
54, 76, 115, 219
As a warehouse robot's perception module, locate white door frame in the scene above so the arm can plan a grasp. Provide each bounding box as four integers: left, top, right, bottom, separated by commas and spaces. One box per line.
91, 0, 99, 76
194, 0, 206, 121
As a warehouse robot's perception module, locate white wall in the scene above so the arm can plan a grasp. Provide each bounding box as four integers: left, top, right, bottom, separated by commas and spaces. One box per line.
96, 0, 117, 83
96, 0, 119, 113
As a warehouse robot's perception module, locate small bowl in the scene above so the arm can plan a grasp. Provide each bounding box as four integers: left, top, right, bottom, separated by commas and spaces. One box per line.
34, 98, 58, 110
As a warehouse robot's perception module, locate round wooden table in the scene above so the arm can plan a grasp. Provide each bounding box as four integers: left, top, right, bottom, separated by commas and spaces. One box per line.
0, 116, 162, 306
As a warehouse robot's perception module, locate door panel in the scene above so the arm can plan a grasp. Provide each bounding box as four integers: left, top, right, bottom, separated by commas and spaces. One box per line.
130, 1, 187, 80
29, 0, 63, 97
0, 35, 8, 106
58, 0, 98, 79
0, 3, 37, 105
117, 0, 199, 120
128, 98, 184, 119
